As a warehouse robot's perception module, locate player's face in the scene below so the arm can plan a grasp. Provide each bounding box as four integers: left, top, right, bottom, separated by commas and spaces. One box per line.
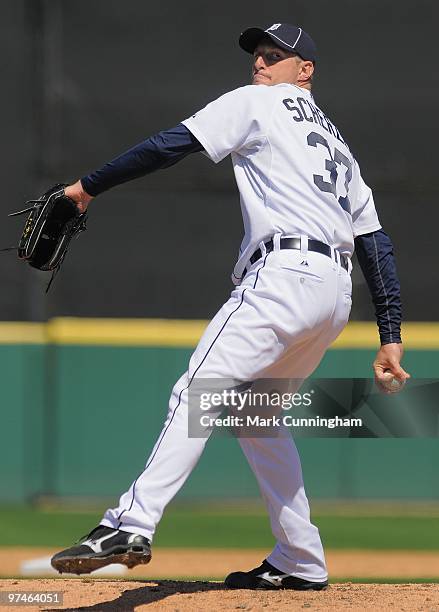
252, 42, 311, 87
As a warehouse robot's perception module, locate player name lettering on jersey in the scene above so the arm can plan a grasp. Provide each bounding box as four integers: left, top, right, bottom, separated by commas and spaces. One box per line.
283, 97, 346, 145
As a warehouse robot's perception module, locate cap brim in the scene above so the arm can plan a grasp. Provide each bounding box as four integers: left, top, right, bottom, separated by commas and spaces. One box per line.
239, 27, 267, 53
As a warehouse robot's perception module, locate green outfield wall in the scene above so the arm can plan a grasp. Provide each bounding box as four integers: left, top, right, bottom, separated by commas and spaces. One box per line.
0, 319, 438, 503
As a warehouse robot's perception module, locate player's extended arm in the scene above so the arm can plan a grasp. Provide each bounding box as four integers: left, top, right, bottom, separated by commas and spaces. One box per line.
65, 123, 203, 212
354, 229, 410, 387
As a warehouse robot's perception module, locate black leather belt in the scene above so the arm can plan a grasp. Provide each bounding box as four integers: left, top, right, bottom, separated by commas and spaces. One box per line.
245, 237, 349, 275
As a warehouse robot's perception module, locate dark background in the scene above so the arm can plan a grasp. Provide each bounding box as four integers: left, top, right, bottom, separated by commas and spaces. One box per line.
1, 0, 437, 321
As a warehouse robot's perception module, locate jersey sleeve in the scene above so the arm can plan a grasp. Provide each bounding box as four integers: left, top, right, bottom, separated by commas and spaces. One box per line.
350, 159, 382, 237
182, 85, 271, 163
355, 229, 402, 345
81, 124, 203, 197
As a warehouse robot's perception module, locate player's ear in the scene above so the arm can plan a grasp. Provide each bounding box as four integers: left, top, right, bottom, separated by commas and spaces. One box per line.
299, 60, 314, 85
302, 60, 314, 78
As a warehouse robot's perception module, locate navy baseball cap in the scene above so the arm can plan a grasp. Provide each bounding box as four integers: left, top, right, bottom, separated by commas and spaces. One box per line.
239, 23, 317, 63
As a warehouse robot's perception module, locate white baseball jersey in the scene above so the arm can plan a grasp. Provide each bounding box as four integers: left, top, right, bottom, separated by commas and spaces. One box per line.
182, 83, 381, 282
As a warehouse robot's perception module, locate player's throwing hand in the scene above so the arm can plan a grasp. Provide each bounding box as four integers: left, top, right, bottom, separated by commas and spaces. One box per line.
373, 343, 410, 393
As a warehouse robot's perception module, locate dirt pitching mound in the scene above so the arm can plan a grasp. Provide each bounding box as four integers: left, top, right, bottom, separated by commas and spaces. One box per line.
2, 548, 439, 579
1, 579, 439, 611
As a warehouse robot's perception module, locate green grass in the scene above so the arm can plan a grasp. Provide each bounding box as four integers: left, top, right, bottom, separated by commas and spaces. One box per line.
0, 506, 438, 550
316, 515, 439, 550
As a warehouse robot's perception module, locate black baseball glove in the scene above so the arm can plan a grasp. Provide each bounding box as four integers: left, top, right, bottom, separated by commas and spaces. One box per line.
6, 183, 87, 290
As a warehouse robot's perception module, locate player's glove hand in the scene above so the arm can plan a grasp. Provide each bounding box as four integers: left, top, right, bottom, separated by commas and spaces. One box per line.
373, 342, 410, 394
6, 183, 88, 291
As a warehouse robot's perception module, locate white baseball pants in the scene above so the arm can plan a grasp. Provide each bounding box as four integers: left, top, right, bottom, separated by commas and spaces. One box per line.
101, 240, 352, 582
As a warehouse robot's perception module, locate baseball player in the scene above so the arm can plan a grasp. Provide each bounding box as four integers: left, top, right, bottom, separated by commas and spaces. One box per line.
51, 23, 409, 589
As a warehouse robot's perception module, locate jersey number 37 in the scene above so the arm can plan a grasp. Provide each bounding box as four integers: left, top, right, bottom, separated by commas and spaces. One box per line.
307, 131, 352, 215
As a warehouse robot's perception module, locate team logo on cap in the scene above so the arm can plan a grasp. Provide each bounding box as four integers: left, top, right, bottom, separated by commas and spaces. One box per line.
266, 23, 282, 32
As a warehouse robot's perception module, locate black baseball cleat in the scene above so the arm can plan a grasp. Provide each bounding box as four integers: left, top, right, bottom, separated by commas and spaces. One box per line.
224, 559, 328, 590
51, 525, 151, 575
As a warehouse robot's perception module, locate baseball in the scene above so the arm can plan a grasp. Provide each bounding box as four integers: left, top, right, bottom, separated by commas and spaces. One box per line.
380, 372, 406, 393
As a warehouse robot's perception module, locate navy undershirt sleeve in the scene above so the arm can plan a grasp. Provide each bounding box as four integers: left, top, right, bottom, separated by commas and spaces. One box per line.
354, 229, 402, 345
81, 123, 203, 197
